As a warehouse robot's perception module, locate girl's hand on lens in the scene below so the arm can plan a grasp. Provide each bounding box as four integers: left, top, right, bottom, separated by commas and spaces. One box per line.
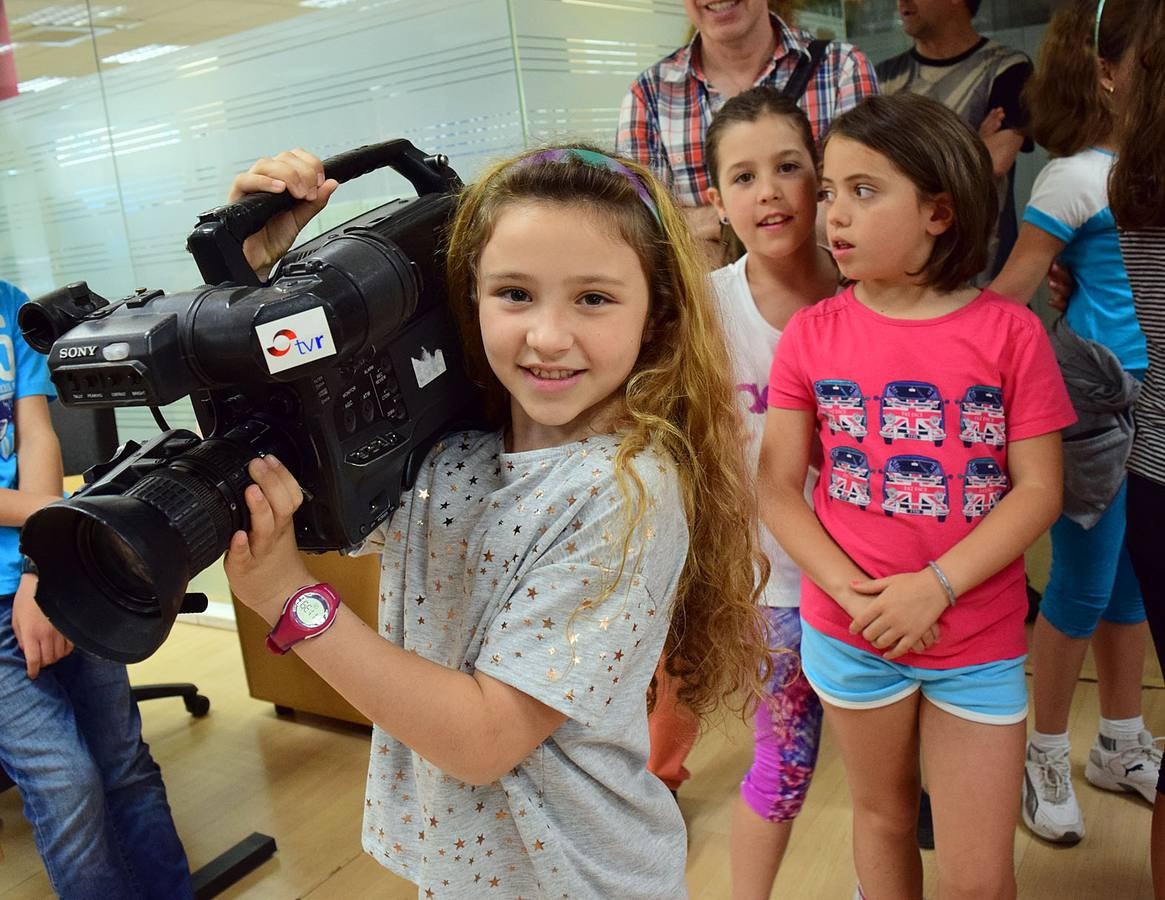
224, 455, 314, 623
847, 570, 950, 660
227, 149, 339, 280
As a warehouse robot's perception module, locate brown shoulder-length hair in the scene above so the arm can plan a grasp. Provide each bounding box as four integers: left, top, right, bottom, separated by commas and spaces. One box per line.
823, 93, 997, 293
1024, 1, 1126, 157
1109, 0, 1165, 228
444, 145, 773, 721
706, 87, 818, 190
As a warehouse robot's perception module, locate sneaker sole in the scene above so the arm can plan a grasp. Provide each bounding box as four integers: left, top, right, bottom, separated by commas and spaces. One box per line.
1021, 801, 1084, 844
1085, 759, 1157, 804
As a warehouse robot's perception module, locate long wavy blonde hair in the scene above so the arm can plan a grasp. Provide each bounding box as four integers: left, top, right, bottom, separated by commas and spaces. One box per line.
445, 145, 772, 721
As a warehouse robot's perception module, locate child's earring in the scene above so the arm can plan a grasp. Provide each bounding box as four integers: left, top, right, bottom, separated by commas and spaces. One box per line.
719, 216, 730, 225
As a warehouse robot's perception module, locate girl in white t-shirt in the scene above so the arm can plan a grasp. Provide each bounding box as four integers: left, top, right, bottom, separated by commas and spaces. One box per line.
705, 87, 839, 899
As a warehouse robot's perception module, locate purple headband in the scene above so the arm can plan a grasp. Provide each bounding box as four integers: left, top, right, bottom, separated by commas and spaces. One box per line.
512, 148, 662, 225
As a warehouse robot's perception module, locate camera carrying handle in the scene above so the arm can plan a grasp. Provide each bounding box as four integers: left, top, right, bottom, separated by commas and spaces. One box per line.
187, 139, 462, 287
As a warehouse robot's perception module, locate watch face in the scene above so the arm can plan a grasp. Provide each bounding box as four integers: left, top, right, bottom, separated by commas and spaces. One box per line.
292, 592, 330, 628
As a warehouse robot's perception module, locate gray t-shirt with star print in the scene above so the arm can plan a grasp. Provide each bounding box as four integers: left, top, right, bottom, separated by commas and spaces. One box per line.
357, 429, 689, 899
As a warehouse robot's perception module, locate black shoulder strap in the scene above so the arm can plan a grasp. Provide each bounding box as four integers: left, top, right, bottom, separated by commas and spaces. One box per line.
782, 39, 830, 101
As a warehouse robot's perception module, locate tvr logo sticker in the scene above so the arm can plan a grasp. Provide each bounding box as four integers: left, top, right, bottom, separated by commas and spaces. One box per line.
255, 308, 336, 374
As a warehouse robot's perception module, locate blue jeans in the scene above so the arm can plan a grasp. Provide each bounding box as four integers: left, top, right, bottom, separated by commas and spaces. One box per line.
0, 594, 192, 899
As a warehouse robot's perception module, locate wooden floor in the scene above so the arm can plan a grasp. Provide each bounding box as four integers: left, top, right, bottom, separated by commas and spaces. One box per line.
1, 619, 1162, 900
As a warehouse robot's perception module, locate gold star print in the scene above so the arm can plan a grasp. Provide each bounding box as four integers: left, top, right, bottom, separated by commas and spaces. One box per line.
477, 834, 486, 844
490, 877, 501, 887
599, 616, 610, 630
425, 890, 435, 899
547, 667, 559, 680
403, 814, 413, 824
378, 744, 389, 754
455, 839, 466, 849
393, 530, 403, 541
614, 649, 624, 661
495, 809, 509, 820
476, 802, 485, 812
395, 769, 406, 781
542, 618, 555, 629
483, 550, 494, 562
430, 816, 439, 826
419, 489, 430, 499
565, 541, 577, 553
533, 840, 545, 850
366, 799, 372, 808
567, 495, 576, 505
419, 830, 426, 840
527, 587, 538, 599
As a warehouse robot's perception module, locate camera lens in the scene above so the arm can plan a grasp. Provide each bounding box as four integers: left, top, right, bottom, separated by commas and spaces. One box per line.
21, 423, 294, 662
79, 518, 155, 612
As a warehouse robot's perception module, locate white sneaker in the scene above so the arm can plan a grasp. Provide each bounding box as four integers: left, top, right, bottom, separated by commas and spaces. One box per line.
1022, 744, 1085, 843
1085, 730, 1164, 804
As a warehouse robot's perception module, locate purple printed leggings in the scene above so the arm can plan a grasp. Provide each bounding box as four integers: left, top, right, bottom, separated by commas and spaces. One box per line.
740, 606, 824, 822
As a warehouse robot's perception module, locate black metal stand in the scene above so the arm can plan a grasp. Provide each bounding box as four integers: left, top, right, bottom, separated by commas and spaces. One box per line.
192, 833, 278, 899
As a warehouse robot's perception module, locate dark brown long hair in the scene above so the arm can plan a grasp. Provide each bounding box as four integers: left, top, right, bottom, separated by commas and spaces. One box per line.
1109, 0, 1165, 227
706, 88, 817, 190
823, 93, 997, 293
1024, 1, 1124, 157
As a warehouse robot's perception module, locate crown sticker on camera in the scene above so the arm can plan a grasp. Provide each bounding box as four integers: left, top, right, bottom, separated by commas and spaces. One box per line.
411, 347, 446, 389
255, 307, 337, 374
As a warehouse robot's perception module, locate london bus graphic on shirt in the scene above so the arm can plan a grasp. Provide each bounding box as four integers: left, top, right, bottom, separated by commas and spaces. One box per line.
828, 446, 872, 509
961, 457, 1009, 521
814, 379, 867, 441
958, 385, 1006, 448
881, 454, 949, 521
878, 381, 946, 446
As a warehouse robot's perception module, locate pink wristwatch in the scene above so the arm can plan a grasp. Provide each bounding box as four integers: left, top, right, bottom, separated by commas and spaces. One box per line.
266, 582, 341, 655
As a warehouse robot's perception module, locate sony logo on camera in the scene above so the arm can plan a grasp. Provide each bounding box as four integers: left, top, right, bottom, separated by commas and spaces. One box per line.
58, 345, 99, 359
254, 307, 336, 375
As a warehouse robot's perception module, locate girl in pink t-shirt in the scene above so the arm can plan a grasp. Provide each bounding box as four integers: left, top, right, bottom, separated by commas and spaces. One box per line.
760, 93, 1075, 900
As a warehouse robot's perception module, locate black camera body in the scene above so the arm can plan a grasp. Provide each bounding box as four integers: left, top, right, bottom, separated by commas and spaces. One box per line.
18, 141, 478, 662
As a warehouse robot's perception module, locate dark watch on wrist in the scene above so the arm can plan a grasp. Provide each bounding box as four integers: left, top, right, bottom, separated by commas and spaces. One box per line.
20, 555, 39, 577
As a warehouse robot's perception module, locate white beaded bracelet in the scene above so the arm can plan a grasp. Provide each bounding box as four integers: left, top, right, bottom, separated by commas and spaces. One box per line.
927, 560, 957, 607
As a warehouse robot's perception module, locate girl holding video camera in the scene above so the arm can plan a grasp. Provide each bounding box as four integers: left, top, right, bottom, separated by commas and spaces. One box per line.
223, 145, 771, 897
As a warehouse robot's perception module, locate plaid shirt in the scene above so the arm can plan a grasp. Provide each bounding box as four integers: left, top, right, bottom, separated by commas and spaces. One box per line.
616, 15, 878, 207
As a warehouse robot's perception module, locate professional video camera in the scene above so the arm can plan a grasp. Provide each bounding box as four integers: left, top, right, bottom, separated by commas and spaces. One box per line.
17, 140, 478, 663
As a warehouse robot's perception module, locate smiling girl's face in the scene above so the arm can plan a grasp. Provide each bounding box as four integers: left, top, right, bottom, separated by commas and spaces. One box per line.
476, 200, 652, 452
709, 113, 820, 263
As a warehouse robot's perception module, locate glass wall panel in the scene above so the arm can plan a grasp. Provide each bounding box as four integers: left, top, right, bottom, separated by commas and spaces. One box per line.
0, 0, 1061, 609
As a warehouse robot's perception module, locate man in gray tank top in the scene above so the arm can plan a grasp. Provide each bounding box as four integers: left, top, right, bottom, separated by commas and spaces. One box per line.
876, 0, 1033, 280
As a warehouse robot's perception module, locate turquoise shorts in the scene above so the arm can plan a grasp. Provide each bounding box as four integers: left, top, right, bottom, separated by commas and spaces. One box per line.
800, 620, 1028, 725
